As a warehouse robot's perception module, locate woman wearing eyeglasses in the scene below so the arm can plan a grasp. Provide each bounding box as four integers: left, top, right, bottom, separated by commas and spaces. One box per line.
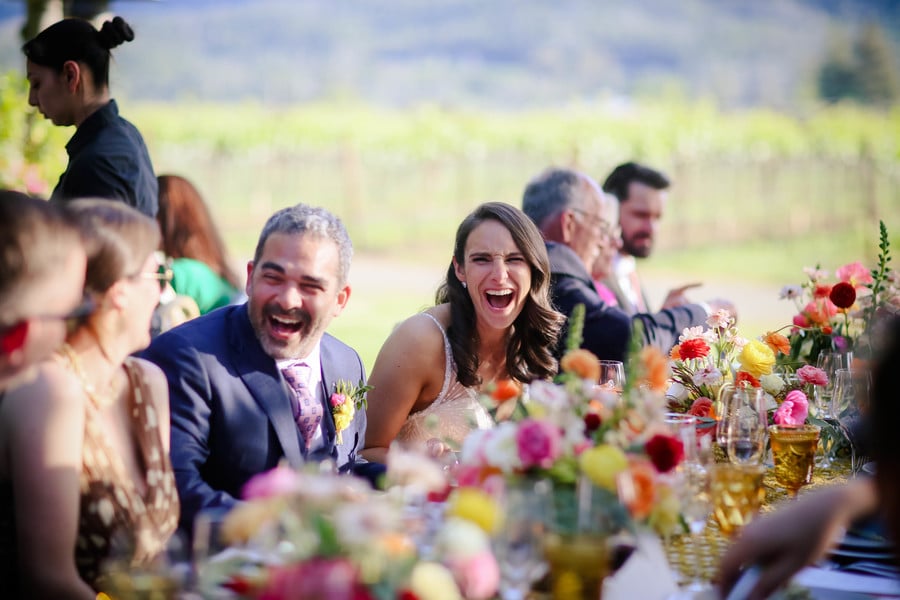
0, 200, 178, 598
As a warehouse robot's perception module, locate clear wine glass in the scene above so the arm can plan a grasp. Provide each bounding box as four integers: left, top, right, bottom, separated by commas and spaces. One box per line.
817, 350, 854, 417
598, 360, 626, 394
675, 462, 712, 591
492, 479, 552, 600
723, 387, 766, 466
832, 368, 871, 475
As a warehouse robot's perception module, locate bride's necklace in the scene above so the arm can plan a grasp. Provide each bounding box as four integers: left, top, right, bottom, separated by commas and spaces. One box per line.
59, 343, 118, 409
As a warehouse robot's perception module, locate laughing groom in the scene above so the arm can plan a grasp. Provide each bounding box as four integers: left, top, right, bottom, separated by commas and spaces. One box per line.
143, 204, 373, 535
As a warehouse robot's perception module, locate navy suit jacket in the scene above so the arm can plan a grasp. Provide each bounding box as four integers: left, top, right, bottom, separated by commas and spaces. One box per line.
547, 242, 704, 360
142, 303, 368, 534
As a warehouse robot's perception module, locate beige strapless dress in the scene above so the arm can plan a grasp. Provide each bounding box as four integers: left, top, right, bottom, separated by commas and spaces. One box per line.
395, 313, 494, 448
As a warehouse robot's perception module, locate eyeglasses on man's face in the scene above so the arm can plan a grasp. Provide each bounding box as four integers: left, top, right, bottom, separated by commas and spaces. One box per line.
132, 262, 174, 293
572, 208, 622, 240
0, 293, 96, 338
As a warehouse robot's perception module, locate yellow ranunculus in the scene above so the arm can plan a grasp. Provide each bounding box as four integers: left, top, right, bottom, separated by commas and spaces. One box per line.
446, 488, 500, 534
578, 444, 628, 491
738, 339, 776, 378
408, 562, 463, 600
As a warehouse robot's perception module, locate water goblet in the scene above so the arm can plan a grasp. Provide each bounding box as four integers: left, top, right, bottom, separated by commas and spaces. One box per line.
492, 479, 552, 600
769, 424, 820, 497
709, 463, 766, 538
816, 350, 854, 417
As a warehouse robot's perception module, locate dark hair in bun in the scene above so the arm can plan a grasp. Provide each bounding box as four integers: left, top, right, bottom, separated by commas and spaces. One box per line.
22, 16, 135, 88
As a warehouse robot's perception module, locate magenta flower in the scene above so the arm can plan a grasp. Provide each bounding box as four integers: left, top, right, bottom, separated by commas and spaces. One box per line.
330, 392, 347, 407
773, 390, 809, 426
796, 365, 828, 386
515, 419, 562, 469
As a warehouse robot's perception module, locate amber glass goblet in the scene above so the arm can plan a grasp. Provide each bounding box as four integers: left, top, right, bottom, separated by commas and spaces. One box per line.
769, 424, 820, 497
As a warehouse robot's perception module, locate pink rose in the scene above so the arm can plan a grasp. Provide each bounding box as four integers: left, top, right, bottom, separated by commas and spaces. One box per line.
773, 390, 809, 426
330, 392, 347, 407
796, 365, 828, 386
515, 419, 562, 469
446, 550, 500, 600
793, 313, 809, 328
241, 464, 299, 499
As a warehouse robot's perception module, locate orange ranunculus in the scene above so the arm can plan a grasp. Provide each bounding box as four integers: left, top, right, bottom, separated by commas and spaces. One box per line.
560, 348, 601, 382
619, 459, 657, 520
764, 331, 791, 356
491, 379, 520, 403
640, 346, 670, 392
735, 371, 761, 388
669, 344, 681, 360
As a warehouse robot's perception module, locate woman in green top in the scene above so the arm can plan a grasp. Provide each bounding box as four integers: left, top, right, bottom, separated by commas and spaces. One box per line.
156, 175, 241, 314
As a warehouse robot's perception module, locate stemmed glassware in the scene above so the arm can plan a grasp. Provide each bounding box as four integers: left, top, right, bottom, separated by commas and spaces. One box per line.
492, 479, 552, 600
832, 368, 872, 475
596, 360, 626, 406
673, 432, 713, 592
722, 387, 766, 466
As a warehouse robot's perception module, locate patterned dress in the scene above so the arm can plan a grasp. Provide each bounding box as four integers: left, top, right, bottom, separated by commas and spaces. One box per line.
74, 356, 179, 588
395, 313, 495, 448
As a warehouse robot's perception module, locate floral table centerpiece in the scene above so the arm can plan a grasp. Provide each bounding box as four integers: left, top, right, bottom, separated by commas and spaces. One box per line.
454, 308, 689, 598
208, 458, 501, 600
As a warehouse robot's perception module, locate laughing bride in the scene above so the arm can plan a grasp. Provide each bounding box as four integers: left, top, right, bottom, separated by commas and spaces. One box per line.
361, 203, 563, 463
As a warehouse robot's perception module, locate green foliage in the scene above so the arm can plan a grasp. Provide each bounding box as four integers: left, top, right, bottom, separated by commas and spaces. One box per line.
817, 23, 900, 107
0, 69, 67, 193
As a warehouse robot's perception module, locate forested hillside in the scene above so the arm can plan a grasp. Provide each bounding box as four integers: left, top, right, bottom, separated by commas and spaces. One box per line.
1, 0, 898, 110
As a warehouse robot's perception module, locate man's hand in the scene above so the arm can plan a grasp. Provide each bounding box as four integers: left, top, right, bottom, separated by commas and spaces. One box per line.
661, 282, 702, 309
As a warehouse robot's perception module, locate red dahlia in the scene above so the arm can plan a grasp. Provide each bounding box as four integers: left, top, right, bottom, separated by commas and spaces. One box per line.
829, 281, 857, 309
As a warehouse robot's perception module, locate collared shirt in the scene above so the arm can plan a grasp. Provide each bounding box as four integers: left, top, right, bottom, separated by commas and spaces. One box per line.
51, 99, 158, 218
277, 343, 324, 452
613, 254, 646, 312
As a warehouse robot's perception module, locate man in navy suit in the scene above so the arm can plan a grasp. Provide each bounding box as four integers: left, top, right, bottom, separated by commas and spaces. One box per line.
143, 204, 373, 535
522, 168, 706, 361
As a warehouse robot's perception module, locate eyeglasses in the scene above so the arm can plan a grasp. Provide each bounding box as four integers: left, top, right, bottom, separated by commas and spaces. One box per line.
0, 293, 96, 337
131, 262, 174, 293
571, 208, 622, 240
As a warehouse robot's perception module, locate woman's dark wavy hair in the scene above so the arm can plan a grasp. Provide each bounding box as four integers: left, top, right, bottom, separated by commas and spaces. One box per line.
435, 202, 563, 387
22, 16, 134, 87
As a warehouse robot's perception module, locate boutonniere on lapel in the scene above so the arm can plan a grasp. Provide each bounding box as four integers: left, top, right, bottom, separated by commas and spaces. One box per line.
330, 379, 372, 443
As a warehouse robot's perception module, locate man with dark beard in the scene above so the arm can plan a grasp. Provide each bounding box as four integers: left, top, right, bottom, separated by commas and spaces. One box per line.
143, 204, 373, 536
601, 162, 734, 319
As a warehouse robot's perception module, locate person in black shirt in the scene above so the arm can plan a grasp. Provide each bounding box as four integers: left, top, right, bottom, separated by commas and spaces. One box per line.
23, 16, 157, 217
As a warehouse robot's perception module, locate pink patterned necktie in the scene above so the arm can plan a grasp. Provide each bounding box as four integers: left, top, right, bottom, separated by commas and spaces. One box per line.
281, 362, 322, 450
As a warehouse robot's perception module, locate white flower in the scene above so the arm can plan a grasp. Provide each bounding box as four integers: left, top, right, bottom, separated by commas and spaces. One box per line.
706, 309, 733, 329
779, 285, 803, 300
666, 382, 689, 402
434, 517, 491, 558
679, 326, 706, 343
482, 422, 522, 472
527, 379, 570, 410
692, 367, 723, 387
386, 444, 448, 494
760, 373, 786, 396
802, 267, 829, 281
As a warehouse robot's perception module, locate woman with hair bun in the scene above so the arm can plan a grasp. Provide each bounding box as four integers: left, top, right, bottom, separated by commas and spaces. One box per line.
22, 16, 158, 217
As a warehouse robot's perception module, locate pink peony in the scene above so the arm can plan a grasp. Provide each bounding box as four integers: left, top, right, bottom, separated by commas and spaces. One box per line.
796, 365, 828, 386
773, 390, 809, 426
446, 550, 500, 600
241, 464, 300, 499
515, 419, 562, 469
